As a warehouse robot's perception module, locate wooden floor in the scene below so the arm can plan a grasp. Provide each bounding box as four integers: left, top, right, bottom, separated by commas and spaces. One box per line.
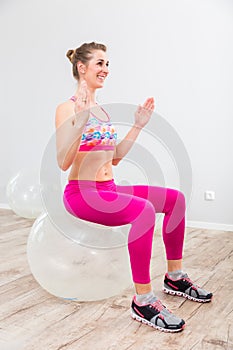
0, 209, 232, 350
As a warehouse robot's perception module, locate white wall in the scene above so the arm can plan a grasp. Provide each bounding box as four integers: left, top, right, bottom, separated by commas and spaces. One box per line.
0, 0, 232, 229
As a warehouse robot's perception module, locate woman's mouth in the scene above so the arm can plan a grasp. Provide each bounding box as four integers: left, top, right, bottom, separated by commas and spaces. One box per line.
97, 74, 106, 82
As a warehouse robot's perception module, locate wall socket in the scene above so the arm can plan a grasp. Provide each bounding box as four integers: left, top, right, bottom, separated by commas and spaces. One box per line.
204, 191, 215, 201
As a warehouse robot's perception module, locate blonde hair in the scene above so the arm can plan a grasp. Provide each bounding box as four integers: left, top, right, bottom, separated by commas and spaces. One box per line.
66, 42, 107, 81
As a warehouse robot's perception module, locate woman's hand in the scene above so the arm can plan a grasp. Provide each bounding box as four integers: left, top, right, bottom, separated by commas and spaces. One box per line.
134, 97, 155, 129
72, 80, 91, 128
74, 80, 90, 114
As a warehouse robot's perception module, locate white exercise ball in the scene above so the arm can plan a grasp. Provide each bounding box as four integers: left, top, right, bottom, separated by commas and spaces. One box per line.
6, 168, 43, 219
27, 212, 132, 301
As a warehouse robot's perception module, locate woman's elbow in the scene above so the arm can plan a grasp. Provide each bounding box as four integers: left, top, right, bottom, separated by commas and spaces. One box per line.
57, 153, 70, 171
60, 163, 70, 172
57, 159, 67, 171
112, 158, 121, 166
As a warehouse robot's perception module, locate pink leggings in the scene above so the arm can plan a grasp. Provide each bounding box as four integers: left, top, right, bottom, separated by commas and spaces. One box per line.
63, 179, 186, 284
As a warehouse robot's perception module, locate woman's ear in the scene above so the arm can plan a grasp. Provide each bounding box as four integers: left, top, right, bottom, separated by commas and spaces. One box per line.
77, 62, 86, 74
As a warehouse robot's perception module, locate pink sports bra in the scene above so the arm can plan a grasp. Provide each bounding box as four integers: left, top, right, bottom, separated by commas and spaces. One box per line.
70, 96, 117, 152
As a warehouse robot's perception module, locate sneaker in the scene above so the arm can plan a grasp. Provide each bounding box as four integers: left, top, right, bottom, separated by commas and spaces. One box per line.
163, 273, 213, 303
131, 295, 185, 333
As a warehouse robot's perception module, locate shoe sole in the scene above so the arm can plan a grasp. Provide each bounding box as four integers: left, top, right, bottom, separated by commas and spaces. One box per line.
163, 287, 212, 303
131, 310, 185, 333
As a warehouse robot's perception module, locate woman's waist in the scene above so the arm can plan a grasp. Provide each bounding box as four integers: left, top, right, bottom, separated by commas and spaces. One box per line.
64, 178, 116, 192
69, 160, 113, 182
68, 170, 113, 183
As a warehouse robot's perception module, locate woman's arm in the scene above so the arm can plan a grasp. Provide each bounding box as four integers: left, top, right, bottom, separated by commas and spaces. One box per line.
56, 80, 91, 171
55, 104, 89, 171
112, 124, 141, 166
112, 97, 155, 166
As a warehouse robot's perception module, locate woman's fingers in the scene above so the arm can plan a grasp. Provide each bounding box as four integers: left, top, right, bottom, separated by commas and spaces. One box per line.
79, 80, 87, 95
74, 80, 91, 113
77, 80, 90, 105
143, 97, 154, 107
81, 82, 88, 100
142, 97, 155, 112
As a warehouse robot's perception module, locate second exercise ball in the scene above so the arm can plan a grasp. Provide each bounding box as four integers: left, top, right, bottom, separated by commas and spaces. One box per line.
27, 212, 132, 301
6, 168, 43, 219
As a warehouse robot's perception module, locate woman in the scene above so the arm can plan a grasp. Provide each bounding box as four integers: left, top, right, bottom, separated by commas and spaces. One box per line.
55, 42, 212, 333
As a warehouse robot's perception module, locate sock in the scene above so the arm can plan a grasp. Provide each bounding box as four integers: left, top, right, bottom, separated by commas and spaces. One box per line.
167, 269, 185, 280
135, 290, 158, 305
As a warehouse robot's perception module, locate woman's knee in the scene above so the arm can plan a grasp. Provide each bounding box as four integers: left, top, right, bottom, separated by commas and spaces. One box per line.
134, 200, 156, 226
176, 190, 186, 210
129, 200, 155, 243
167, 189, 186, 212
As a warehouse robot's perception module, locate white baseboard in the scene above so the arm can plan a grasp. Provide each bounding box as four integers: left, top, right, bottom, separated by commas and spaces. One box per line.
0, 203, 232, 232
0, 203, 10, 209
187, 220, 233, 232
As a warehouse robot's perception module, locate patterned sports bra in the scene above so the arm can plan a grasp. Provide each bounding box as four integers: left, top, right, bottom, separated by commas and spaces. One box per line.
70, 96, 117, 152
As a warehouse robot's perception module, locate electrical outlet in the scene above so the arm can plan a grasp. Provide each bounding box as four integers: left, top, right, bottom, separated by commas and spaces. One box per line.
204, 191, 215, 201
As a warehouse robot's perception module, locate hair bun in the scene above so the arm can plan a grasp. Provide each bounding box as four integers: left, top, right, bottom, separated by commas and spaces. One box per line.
66, 49, 75, 63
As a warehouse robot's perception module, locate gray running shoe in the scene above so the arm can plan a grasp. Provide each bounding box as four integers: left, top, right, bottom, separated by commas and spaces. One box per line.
163, 273, 213, 303
131, 295, 185, 332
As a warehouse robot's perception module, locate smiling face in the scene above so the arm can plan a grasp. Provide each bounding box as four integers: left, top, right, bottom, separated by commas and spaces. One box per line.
78, 50, 109, 89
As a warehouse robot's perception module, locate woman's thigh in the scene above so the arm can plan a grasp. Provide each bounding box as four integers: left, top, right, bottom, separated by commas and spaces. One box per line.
116, 184, 186, 232
63, 186, 155, 228
115, 184, 170, 212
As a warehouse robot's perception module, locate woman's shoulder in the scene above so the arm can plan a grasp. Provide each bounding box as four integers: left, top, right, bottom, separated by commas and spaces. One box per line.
55, 98, 74, 127
56, 97, 74, 113
57, 96, 74, 108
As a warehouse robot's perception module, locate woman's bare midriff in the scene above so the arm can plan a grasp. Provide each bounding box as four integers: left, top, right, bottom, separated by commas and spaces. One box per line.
68, 149, 114, 181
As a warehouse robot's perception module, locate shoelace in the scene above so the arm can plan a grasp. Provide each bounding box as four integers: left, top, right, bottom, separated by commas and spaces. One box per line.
150, 299, 165, 312
181, 273, 200, 290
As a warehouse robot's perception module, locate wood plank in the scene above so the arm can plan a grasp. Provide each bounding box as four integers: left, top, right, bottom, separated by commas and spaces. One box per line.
0, 209, 232, 350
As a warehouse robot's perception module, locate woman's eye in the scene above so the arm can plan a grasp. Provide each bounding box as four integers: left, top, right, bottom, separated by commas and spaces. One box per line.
97, 62, 109, 67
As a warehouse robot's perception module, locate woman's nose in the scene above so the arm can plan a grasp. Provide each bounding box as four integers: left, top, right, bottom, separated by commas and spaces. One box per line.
103, 64, 109, 73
